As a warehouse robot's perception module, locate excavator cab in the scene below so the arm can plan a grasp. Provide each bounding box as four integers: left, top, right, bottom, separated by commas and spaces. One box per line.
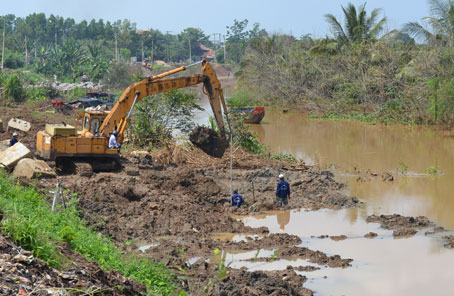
75, 112, 109, 136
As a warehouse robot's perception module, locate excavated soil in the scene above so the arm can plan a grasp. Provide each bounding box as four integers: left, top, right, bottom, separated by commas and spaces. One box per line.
50, 149, 355, 294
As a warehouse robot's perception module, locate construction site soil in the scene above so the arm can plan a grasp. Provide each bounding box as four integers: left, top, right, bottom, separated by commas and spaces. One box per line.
0, 103, 447, 295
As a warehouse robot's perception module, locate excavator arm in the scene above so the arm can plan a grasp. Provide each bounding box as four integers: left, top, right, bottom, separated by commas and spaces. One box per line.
99, 60, 229, 140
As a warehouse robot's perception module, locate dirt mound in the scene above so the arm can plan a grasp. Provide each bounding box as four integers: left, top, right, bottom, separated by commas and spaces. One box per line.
366, 214, 434, 230
189, 126, 228, 158
209, 268, 313, 296
364, 232, 378, 238
243, 246, 352, 268
0, 235, 144, 295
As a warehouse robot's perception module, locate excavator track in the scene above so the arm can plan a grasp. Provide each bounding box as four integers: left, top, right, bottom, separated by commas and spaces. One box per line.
73, 162, 93, 177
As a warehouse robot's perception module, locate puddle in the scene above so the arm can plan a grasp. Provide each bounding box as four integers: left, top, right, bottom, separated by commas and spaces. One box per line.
211, 233, 263, 242
240, 209, 454, 296
210, 249, 319, 272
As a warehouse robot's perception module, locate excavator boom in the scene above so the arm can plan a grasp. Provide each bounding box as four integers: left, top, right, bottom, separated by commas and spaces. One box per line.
100, 60, 227, 139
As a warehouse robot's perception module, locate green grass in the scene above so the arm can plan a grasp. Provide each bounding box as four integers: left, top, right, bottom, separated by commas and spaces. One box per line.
0, 171, 179, 295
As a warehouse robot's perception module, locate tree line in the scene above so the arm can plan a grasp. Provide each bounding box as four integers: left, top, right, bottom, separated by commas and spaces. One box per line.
0, 13, 263, 78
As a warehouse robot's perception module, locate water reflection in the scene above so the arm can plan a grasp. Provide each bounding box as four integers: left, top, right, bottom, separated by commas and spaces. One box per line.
249, 109, 454, 228
276, 211, 290, 230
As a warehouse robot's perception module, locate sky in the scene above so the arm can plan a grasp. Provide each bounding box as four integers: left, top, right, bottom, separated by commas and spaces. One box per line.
2, 0, 431, 38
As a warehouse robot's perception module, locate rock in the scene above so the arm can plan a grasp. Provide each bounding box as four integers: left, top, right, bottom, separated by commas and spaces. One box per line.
364, 232, 378, 238
330, 235, 347, 241
13, 158, 56, 179
393, 228, 417, 237
0, 143, 33, 168
0, 141, 7, 152
0, 119, 3, 132
12, 254, 32, 263
7, 118, 31, 132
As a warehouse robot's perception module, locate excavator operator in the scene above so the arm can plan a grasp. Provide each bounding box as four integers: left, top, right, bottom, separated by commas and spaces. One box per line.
108, 131, 121, 150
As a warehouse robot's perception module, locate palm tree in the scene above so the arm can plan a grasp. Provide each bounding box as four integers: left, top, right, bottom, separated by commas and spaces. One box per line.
403, 0, 454, 45
325, 2, 387, 45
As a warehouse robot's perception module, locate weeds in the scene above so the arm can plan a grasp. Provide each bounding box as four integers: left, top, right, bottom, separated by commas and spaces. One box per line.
271, 153, 298, 162
425, 165, 441, 176
399, 161, 409, 175
269, 250, 279, 263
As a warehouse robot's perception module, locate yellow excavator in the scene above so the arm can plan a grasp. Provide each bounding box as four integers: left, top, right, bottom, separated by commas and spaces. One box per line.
36, 60, 229, 174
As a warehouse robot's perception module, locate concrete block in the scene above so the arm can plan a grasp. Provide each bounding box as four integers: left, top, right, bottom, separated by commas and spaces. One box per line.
13, 158, 56, 179
0, 142, 32, 168
8, 118, 31, 132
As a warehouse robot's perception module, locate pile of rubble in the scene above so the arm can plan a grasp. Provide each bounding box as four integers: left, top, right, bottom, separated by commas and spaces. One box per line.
34, 81, 105, 93
0, 118, 55, 180
0, 235, 144, 295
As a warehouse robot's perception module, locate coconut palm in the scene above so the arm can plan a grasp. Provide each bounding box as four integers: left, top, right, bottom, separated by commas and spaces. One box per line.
325, 2, 387, 45
403, 0, 454, 45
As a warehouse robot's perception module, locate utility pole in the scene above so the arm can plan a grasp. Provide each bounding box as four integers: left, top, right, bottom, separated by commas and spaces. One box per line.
141, 39, 144, 62
188, 38, 191, 62
165, 31, 172, 62
1, 30, 5, 70
114, 33, 118, 62
151, 38, 154, 62
223, 35, 226, 63
24, 36, 28, 64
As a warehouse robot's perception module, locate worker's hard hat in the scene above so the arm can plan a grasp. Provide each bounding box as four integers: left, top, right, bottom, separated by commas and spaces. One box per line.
113, 131, 119, 136
279, 174, 284, 179
12, 132, 18, 137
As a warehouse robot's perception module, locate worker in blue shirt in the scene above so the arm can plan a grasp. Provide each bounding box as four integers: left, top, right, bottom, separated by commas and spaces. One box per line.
9, 132, 18, 147
229, 189, 243, 207
276, 174, 290, 207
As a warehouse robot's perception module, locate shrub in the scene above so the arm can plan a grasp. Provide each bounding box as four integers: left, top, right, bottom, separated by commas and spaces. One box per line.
227, 90, 259, 107
129, 90, 202, 148
27, 87, 48, 102
4, 74, 26, 102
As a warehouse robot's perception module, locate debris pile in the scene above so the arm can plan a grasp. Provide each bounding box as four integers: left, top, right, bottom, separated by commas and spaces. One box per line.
0, 235, 144, 295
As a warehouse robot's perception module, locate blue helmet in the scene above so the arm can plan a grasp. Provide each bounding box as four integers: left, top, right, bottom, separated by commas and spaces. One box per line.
113, 131, 119, 136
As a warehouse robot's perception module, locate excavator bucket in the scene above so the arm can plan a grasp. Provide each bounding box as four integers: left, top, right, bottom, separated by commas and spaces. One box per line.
189, 126, 229, 158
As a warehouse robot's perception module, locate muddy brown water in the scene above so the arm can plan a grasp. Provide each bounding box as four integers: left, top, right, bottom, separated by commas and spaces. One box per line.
249, 108, 454, 229
229, 108, 454, 296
